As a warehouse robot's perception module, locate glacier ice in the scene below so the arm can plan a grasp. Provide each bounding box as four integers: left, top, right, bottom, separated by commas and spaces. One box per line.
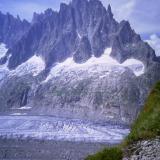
0, 116, 130, 143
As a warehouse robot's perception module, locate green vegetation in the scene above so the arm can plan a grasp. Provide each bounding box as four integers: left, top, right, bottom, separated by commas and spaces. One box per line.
86, 81, 160, 160
125, 81, 160, 144
85, 147, 123, 160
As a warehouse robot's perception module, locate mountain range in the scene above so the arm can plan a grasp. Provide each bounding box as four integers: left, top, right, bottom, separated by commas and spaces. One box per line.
0, 0, 160, 125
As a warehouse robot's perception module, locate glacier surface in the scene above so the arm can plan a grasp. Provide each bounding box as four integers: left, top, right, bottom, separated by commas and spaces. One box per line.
0, 115, 129, 143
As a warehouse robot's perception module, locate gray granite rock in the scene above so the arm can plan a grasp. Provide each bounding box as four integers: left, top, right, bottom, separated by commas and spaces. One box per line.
123, 138, 160, 160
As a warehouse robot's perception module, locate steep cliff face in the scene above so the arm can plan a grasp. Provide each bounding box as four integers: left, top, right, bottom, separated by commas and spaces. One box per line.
0, 12, 30, 65
0, 12, 30, 48
0, 0, 160, 125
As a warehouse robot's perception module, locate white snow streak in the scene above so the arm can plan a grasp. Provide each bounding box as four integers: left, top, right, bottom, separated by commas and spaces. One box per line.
16, 106, 32, 110
0, 43, 8, 59
77, 31, 82, 39
0, 44, 9, 81
10, 113, 27, 116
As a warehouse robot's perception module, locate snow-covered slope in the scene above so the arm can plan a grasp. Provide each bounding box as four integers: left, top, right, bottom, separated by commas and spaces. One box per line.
10, 55, 45, 77
45, 48, 144, 82
0, 49, 45, 79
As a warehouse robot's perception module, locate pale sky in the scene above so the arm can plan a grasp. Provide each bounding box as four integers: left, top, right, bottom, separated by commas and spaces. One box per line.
0, 0, 160, 36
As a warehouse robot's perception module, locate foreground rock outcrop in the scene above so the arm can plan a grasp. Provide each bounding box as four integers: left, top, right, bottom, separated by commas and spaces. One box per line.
123, 138, 160, 160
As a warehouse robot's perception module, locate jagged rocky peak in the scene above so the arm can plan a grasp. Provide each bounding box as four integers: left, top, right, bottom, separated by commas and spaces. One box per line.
0, 11, 30, 48
110, 20, 156, 66
5, 0, 119, 70
107, 4, 113, 18
32, 8, 56, 24
0, 0, 157, 70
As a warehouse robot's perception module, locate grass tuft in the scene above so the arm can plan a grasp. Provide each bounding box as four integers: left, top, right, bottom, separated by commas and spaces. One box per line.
124, 82, 160, 145
85, 147, 123, 160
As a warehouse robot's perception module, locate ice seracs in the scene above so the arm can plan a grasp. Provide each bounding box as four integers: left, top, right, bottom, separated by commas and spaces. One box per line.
45, 48, 145, 82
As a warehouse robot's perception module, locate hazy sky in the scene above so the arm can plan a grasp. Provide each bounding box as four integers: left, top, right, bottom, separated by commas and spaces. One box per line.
0, 0, 160, 35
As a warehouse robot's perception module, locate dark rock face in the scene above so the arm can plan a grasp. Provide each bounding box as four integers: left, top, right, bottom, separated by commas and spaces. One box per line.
110, 21, 156, 66
73, 36, 92, 63
0, 76, 32, 110
0, 12, 30, 48
0, 12, 30, 65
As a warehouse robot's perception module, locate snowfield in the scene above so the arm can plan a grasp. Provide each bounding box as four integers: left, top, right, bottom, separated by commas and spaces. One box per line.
10, 55, 45, 77
0, 115, 129, 143
45, 48, 144, 81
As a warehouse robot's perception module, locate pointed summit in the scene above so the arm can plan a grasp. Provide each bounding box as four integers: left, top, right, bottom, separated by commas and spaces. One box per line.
107, 4, 113, 18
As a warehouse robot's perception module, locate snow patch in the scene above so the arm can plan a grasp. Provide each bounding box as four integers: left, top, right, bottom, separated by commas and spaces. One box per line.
146, 34, 160, 56
77, 31, 82, 39
122, 59, 144, 76
0, 43, 8, 59
10, 113, 27, 116
10, 55, 45, 77
17, 106, 32, 110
